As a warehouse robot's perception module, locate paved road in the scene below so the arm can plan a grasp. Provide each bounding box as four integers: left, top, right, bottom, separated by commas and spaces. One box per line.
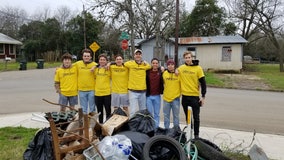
1, 68, 284, 136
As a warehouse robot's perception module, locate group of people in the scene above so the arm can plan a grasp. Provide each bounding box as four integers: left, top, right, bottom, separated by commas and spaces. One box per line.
54, 48, 206, 138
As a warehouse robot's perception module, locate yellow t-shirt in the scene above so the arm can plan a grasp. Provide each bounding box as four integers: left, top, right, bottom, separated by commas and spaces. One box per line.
178, 64, 205, 96
162, 70, 180, 102
94, 67, 111, 96
124, 60, 151, 90
54, 65, 78, 96
74, 61, 97, 91
110, 65, 129, 94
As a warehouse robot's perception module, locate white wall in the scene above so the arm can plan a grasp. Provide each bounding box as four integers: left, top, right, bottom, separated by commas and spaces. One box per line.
139, 39, 243, 71
196, 44, 242, 71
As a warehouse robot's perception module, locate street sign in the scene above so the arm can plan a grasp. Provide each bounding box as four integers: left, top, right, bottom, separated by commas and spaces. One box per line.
119, 32, 130, 40
89, 41, 100, 53
121, 39, 128, 50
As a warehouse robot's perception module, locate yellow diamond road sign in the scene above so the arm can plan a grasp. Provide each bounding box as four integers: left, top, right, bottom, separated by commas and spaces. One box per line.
89, 41, 100, 53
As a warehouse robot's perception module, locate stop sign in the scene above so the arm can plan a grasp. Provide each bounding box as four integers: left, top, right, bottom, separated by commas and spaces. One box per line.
121, 39, 128, 50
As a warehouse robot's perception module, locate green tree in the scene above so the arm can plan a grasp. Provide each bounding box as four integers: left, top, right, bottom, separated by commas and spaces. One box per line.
180, 0, 233, 36
42, 18, 61, 51
19, 21, 44, 61
19, 18, 62, 61
65, 12, 103, 59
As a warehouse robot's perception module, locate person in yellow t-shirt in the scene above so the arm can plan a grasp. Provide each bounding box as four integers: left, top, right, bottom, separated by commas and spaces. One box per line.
162, 59, 181, 129
54, 53, 78, 112
178, 51, 207, 139
110, 54, 129, 114
124, 49, 151, 117
94, 54, 111, 123
74, 49, 97, 115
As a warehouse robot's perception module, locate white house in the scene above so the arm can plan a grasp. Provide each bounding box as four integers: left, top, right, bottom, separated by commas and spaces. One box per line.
135, 35, 247, 72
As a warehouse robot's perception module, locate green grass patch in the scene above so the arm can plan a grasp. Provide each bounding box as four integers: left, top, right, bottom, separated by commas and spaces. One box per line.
244, 64, 284, 91
0, 127, 39, 160
205, 72, 225, 87
223, 151, 250, 160
0, 61, 61, 72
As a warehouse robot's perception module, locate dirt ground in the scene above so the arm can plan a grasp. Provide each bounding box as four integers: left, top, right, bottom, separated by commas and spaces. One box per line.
214, 73, 272, 90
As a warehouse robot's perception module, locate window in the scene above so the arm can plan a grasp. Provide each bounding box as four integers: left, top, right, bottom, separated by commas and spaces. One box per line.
222, 46, 232, 61
10, 44, 14, 54
0, 44, 4, 54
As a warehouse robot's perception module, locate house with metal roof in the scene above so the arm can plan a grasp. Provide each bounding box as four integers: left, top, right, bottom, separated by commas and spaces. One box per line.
134, 35, 247, 72
0, 33, 23, 61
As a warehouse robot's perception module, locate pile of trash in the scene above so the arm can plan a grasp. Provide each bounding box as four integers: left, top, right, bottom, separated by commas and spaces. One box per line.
23, 108, 230, 160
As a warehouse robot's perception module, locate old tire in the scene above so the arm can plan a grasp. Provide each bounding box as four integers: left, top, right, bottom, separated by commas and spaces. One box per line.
194, 139, 231, 160
142, 135, 187, 160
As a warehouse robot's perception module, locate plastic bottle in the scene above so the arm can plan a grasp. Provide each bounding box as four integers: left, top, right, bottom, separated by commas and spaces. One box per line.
97, 136, 117, 159
112, 134, 132, 160
98, 135, 132, 160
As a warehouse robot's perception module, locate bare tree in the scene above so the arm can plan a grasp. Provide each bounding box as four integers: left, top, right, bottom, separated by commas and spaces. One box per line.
255, 0, 284, 71
30, 7, 52, 21
54, 6, 73, 31
88, 0, 135, 53
0, 6, 28, 38
88, 0, 175, 55
225, 0, 284, 71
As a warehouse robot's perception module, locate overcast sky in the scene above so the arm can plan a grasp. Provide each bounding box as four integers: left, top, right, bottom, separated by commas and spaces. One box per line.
0, 0, 194, 15
0, 0, 82, 14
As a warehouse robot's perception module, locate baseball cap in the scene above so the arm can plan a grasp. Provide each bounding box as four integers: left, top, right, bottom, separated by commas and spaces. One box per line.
166, 59, 175, 66
134, 49, 142, 54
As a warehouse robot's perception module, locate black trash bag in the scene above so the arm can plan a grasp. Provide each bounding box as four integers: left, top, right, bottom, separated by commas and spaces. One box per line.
23, 127, 54, 160
118, 131, 150, 160
155, 126, 186, 144
112, 107, 128, 116
128, 109, 155, 136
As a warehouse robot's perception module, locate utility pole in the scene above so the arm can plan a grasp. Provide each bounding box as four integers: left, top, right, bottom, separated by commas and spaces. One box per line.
155, 0, 162, 62
83, 4, 87, 49
174, 0, 179, 65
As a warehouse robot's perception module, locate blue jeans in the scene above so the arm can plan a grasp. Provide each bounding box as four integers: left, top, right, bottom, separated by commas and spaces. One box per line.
146, 95, 161, 128
79, 90, 95, 114
128, 90, 146, 117
163, 97, 180, 129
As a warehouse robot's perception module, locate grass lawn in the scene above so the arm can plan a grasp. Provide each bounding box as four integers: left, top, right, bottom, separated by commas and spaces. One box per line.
243, 63, 284, 91
0, 127, 39, 160
204, 63, 284, 91
0, 61, 61, 72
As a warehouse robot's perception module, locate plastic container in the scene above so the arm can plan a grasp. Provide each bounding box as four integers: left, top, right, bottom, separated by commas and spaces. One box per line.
83, 135, 133, 160
83, 145, 103, 160
112, 135, 132, 159
97, 136, 117, 159
96, 135, 132, 160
